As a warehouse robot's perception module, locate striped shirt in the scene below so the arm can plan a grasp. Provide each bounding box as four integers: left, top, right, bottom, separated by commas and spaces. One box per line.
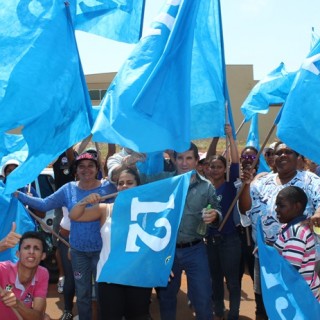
274, 221, 320, 300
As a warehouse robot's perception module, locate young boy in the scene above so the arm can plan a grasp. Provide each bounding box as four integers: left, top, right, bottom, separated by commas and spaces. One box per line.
0, 231, 50, 320
274, 186, 320, 300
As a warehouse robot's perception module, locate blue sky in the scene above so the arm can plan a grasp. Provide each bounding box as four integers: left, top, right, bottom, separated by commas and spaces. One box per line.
76, 0, 320, 80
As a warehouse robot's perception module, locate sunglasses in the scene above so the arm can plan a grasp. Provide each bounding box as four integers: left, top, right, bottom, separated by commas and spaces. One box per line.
265, 151, 274, 157
241, 154, 257, 161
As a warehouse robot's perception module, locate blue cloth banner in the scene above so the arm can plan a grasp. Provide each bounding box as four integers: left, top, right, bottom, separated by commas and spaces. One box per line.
75, 0, 145, 44
0, 1, 93, 193
97, 171, 192, 287
0, 182, 36, 262
277, 40, 320, 164
241, 63, 296, 121
246, 114, 271, 173
257, 218, 320, 319
0, 133, 27, 162
93, 0, 227, 153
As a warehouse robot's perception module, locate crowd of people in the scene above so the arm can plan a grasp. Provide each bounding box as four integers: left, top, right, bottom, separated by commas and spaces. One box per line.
0, 129, 320, 320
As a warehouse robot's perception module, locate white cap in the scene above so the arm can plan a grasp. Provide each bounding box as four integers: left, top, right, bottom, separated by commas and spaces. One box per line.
269, 142, 277, 150
1, 159, 20, 177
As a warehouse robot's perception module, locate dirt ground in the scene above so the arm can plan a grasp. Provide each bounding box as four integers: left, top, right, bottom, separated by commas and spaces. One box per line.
46, 271, 256, 320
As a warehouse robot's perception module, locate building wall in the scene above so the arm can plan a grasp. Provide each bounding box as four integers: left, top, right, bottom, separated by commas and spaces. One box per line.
85, 65, 280, 145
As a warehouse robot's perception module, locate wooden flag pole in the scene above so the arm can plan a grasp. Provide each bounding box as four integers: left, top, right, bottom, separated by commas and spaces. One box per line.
225, 101, 230, 182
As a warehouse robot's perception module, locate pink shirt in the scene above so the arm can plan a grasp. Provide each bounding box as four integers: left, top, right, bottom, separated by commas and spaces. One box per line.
274, 223, 320, 300
0, 261, 49, 319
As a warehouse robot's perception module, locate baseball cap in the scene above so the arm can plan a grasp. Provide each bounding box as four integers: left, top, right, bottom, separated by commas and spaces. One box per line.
74, 152, 98, 166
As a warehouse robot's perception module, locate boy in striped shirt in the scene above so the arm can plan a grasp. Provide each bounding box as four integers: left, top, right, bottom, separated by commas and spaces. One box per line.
274, 186, 320, 301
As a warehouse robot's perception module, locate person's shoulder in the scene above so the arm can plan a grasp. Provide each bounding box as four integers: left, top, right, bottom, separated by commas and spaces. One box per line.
36, 265, 49, 280
0, 260, 15, 270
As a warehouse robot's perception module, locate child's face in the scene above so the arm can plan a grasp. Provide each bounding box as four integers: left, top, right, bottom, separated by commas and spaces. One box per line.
275, 195, 300, 224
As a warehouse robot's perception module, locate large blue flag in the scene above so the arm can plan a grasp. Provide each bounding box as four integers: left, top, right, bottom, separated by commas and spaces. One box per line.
0, 1, 93, 193
74, 0, 145, 44
257, 218, 320, 319
277, 40, 320, 164
97, 172, 192, 287
92, 0, 227, 153
241, 63, 296, 122
0, 182, 36, 262
0, 133, 27, 162
245, 114, 270, 173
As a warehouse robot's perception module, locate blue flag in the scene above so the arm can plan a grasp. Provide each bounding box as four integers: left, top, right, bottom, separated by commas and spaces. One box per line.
246, 114, 271, 173
257, 218, 320, 319
0, 1, 93, 193
74, 0, 145, 44
92, 0, 227, 153
97, 172, 192, 287
0, 133, 27, 161
0, 183, 36, 262
277, 40, 320, 164
241, 63, 296, 121
311, 27, 320, 50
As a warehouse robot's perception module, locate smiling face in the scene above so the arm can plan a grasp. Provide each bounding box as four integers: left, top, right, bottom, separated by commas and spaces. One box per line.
17, 238, 46, 269
175, 150, 198, 175
76, 159, 98, 182
117, 172, 138, 191
210, 158, 226, 181
240, 148, 258, 170
274, 143, 298, 176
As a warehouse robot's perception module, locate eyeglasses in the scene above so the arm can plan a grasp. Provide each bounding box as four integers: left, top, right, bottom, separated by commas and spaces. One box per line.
241, 154, 257, 161
265, 151, 274, 157
274, 149, 294, 157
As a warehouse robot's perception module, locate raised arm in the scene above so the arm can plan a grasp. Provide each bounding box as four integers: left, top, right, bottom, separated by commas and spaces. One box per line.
226, 124, 239, 164
206, 137, 219, 159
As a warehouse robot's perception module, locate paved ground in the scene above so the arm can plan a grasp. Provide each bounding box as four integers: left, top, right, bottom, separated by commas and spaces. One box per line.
46, 272, 256, 320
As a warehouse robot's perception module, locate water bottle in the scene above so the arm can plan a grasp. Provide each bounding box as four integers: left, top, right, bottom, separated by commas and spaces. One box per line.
197, 204, 212, 236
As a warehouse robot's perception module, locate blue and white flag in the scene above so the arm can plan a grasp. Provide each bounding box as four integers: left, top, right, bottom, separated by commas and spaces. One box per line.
75, 0, 145, 44
241, 63, 296, 122
277, 40, 320, 164
0, 1, 93, 193
0, 182, 36, 262
93, 0, 228, 153
97, 171, 192, 287
246, 114, 271, 173
257, 218, 320, 319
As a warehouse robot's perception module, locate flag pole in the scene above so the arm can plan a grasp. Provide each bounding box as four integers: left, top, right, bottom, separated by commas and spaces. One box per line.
94, 142, 106, 179
218, 113, 280, 232
225, 101, 230, 182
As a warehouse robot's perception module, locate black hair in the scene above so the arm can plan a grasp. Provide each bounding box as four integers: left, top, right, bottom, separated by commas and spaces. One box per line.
241, 146, 258, 156
240, 146, 260, 170
274, 141, 299, 157
210, 154, 227, 168
18, 231, 47, 254
277, 186, 307, 213
117, 168, 141, 186
174, 142, 199, 160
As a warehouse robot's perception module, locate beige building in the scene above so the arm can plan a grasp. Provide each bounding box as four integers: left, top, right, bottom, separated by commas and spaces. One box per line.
85, 65, 280, 145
